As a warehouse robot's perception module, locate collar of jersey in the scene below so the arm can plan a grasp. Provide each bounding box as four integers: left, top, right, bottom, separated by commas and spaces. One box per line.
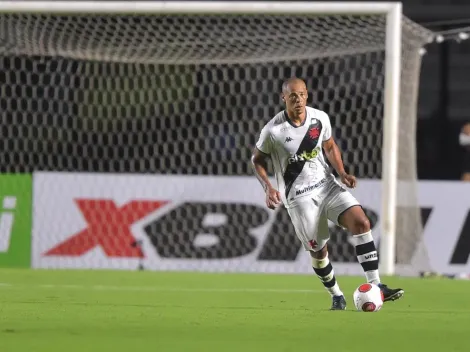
284, 109, 307, 128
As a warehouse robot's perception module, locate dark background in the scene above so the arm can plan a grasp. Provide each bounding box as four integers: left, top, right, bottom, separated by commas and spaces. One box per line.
403, 0, 470, 180
1, 0, 469, 180
324, 0, 470, 180
224, 0, 470, 180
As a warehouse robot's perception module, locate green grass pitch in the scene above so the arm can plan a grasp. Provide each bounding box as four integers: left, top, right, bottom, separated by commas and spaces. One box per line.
0, 269, 469, 352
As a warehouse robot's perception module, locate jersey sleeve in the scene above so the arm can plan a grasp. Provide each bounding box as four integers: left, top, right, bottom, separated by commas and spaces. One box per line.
322, 112, 332, 141
255, 124, 273, 155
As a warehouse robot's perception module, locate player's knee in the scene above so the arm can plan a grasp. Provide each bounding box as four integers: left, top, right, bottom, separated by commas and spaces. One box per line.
351, 217, 370, 235
309, 245, 328, 259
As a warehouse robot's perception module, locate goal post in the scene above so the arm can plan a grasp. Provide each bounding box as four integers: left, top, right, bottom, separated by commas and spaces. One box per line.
0, 1, 404, 14
0, 2, 433, 274
381, 3, 402, 275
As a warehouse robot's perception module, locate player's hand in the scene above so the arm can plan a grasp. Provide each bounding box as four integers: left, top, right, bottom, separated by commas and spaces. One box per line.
340, 172, 357, 188
265, 186, 281, 210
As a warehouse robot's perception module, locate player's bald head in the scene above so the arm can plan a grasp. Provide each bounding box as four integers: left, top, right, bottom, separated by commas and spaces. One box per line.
281, 77, 308, 116
282, 77, 307, 93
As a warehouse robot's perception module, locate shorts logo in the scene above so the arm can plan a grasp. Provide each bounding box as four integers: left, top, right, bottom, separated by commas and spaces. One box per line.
308, 240, 318, 249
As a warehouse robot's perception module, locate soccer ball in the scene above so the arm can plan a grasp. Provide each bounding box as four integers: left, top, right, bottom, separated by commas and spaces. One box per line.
353, 283, 384, 312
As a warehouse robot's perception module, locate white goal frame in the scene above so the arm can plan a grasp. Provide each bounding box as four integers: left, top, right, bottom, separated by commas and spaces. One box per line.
0, 1, 402, 275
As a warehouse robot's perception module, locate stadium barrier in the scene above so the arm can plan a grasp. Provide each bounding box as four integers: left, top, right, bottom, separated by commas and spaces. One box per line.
0, 174, 32, 268
31, 172, 470, 276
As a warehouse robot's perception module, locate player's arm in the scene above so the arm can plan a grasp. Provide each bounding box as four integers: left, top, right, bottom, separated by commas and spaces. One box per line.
323, 137, 346, 176
251, 148, 281, 209
251, 148, 273, 192
323, 137, 357, 188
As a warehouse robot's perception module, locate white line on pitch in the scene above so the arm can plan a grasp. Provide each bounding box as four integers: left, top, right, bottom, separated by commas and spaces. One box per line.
0, 283, 322, 294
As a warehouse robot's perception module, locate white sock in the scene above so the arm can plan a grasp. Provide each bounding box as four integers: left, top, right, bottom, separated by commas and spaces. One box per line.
311, 254, 343, 297
352, 231, 381, 285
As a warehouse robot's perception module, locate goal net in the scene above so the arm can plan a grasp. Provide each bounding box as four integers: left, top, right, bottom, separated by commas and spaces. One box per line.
0, 5, 434, 274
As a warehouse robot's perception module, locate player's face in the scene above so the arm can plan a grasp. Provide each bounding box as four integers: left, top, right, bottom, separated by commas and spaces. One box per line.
282, 82, 308, 114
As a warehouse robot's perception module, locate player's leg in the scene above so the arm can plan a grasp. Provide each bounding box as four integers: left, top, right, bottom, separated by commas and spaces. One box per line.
287, 200, 346, 310
310, 215, 347, 310
325, 184, 404, 302
336, 205, 380, 283
337, 205, 403, 301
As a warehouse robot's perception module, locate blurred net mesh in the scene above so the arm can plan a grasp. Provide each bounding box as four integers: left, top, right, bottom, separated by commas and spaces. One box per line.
0, 13, 433, 270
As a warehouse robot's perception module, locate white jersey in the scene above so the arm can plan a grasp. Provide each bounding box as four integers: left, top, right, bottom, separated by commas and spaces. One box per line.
256, 106, 336, 208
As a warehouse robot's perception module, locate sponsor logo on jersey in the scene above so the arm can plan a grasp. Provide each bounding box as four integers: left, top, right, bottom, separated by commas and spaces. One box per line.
285, 137, 293, 143
288, 146, 321, 164
295, 178, 327, 196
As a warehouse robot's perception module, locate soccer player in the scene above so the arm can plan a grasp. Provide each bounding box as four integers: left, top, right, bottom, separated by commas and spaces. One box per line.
251, 77, 404, 310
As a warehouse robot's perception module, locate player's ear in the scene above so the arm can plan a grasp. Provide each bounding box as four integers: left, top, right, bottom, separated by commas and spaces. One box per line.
280, 92, 286, 103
